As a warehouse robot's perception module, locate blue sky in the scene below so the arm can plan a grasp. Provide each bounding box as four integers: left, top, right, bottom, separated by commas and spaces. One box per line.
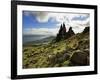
23, 11, 59, 29
72, 15, 89, 21
23, 11, 89, 35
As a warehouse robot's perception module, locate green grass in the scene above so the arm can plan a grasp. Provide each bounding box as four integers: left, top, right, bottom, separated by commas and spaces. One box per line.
23, 32, 89, 68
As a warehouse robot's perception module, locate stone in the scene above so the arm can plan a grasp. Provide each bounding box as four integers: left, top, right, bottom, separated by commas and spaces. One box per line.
56, 23, 75, 42
83, 27, 89, 33
70, 50, 89, 65
63, 53, 70, 61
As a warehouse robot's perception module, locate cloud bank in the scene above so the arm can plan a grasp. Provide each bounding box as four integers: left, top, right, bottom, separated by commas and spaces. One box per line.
23, 11, 90, 35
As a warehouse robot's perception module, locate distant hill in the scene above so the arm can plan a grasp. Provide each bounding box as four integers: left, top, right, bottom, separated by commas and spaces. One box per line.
39, 36, 55, 43
23, 36, 55, 46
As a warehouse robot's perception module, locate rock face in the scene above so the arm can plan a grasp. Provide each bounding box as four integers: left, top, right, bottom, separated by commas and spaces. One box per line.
70, 50, 89, 65
56, 23, 66, 41
65, 27, 75, 39
83, 27, 89, 33
56, 23, 75, 42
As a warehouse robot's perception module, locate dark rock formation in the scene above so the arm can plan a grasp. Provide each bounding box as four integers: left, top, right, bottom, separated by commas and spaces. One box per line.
83, 27, 89, 33
56, 23, 75, 42
56, 23, 66, 41
65, 27, 75, 39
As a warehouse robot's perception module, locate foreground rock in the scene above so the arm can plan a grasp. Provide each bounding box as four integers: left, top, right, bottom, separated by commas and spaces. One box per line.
70, 50, 89, 65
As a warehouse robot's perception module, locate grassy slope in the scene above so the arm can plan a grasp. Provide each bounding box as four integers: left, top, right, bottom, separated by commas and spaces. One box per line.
23, 32, 89, 68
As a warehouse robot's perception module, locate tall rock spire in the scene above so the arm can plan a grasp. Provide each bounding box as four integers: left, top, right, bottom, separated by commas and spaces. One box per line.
56, 23, 75, 42
68, 27, 75, 35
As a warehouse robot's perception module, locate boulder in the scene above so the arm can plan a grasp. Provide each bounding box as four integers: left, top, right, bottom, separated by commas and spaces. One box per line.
84, 48, 89, 56
48, 54, 57, 63
57, 53, 70, 63
63, 53, 70, 61
70, 50, 89, 65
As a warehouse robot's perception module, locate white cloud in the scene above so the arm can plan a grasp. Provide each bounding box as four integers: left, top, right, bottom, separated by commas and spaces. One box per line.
30, 12, 89, 25
72, 26, 85, 33
24, 11, 90, 34
33, 12, 49, 23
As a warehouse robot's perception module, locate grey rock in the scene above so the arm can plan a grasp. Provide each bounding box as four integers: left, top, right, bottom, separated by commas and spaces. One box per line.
70, 50, 89, 65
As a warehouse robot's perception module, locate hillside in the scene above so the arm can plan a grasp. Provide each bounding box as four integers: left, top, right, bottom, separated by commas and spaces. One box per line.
23, 25, 90, 68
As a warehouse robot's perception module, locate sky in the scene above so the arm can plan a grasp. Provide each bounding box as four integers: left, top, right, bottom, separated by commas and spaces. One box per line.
23, 11, 90, 36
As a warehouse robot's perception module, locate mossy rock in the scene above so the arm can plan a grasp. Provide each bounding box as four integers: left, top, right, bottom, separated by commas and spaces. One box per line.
70, 50, 89, 65
48, 54, 57, 64
62, 53, 70, 60
84, 49, 89, 56
62, 61, 70, 66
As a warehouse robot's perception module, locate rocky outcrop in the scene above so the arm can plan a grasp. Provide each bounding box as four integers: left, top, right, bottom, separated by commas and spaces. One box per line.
56, 23, 66, 41
83, 27, 89, 33
65, 27, 75, 39
70, 50, 89, 65
56, 23, 75, 42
